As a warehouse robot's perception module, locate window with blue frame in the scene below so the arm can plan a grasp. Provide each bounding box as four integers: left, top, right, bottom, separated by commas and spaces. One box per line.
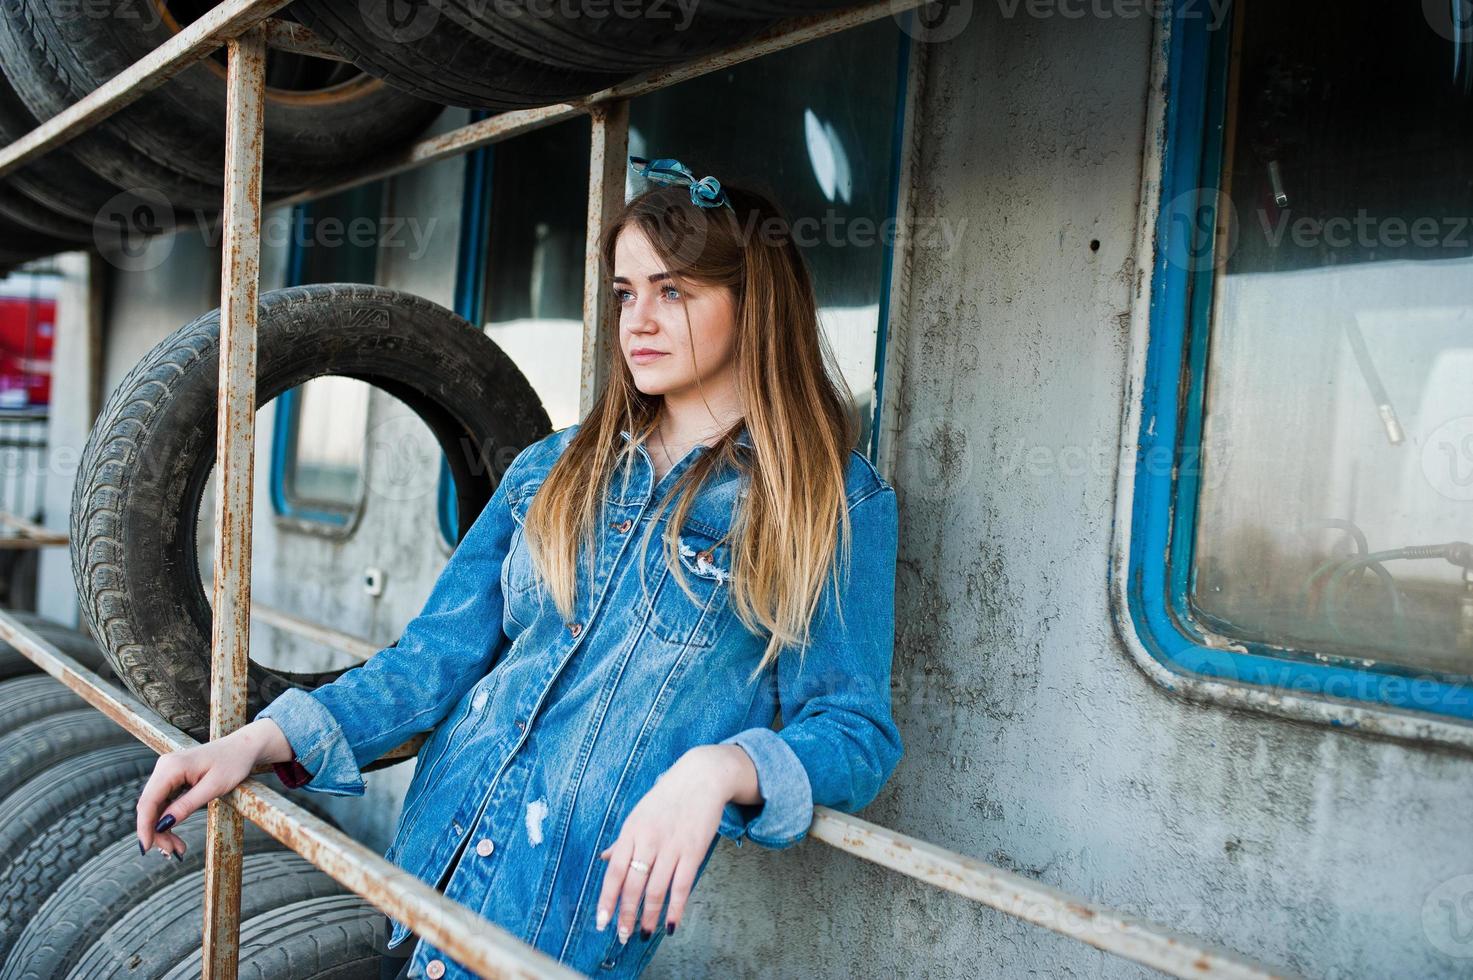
270, 181, 385, 528
1131, 0, 1473, 719
436, 18, 912, 544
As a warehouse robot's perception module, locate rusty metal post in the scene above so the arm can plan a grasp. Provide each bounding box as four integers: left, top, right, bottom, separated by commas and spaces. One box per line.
579, 100, 629, 419
201, 24, 266, 980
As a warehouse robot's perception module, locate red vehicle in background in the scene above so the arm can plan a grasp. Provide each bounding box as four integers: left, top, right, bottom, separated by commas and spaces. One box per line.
0, 286, 54, 409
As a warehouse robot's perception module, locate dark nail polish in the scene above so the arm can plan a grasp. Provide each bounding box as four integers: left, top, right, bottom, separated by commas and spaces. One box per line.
666, 922, 676, 936
640, 928, 651, 941
154, 813, 175, 834
138, 841, 146, 857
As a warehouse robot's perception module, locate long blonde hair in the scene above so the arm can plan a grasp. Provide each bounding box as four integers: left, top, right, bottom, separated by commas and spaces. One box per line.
522, 175, 859, 679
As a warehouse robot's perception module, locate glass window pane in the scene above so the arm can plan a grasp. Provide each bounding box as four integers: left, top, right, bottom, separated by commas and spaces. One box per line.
476, 21, 904, 437
1190, 0, 1473, 675
629, 19, 903, 449
482, 119, 592, 429
280, 181, 385, 520
287, 376, 370, 511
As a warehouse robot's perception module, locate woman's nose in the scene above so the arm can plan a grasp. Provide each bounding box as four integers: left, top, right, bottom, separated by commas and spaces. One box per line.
626, 298, 659, 332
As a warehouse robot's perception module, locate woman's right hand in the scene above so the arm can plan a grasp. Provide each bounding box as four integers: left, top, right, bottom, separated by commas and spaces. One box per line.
134, 718, 294, 859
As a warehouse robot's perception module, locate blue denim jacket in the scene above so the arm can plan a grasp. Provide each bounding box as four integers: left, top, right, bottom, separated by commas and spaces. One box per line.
255, 421, 903, 979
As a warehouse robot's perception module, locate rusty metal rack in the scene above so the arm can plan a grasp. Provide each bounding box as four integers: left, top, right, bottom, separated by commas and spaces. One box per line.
0, 511, 66, 548
0, 1, 1290, 977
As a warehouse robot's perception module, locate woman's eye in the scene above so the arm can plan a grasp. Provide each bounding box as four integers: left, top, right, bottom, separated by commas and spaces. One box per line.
613, 287, 632, 303
661, 285, 681, 301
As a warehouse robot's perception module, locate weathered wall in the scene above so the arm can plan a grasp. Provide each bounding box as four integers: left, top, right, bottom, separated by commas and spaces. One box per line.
657, 9, 1472, 980
38, 251, 98, 627
44, 11, 1473, 979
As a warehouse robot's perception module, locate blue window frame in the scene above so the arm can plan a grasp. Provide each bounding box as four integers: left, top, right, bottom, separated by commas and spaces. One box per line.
437, 119, 494, 545
1127, 2, 1473, 722
270, 183, 383, 528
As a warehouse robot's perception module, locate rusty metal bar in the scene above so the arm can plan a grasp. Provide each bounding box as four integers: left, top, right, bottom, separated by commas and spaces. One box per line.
579, 100, 629, 419
0, 510, 64, 537
249, 601, 379, 660
259, 17, 349, 62
0, 603, 1292, 980
230, 782, 583, 979
0, 537, 66, 549
200, 24, 267, 980
0, 611, 190, 755
0, 609, 577, 979
809, 810, 1294, 980
0, 507, 67, 548
0, 0, 290, 179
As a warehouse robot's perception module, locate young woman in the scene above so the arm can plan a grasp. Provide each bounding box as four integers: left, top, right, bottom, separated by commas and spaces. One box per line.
134, 157, 904, 980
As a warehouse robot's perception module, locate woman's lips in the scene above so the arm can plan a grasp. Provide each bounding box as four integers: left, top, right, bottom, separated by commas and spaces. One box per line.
630, 351, 668, 364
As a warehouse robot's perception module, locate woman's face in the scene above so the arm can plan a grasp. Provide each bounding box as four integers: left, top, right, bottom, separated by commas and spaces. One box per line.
613, 226, 738, 400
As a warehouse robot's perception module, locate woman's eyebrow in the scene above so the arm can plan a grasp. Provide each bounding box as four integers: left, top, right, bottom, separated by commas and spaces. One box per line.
611, 271, 674, 284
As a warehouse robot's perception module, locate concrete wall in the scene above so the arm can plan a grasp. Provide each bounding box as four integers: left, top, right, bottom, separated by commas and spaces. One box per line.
38, 11, 1473, 980
38, 251, 98, 628
660, 9, 1470, 980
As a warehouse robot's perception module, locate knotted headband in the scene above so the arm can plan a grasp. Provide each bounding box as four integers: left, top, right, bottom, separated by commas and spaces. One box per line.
629, 156, 735, 213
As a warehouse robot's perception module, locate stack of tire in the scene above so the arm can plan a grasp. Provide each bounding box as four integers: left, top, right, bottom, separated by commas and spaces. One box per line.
286, 0, 861, 110
71, 284, 551, 743
0, 0, 864, 277
0, 1, 442, 277
0, 611, 385, 978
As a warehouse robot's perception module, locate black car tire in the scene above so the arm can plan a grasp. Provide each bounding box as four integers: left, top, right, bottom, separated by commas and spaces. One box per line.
71, 284, 550, 741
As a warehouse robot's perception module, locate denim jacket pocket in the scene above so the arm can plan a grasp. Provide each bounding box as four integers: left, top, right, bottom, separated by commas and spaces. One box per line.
643, 523, 730, 650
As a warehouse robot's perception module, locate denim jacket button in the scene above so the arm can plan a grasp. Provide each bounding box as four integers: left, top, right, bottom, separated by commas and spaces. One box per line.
567, 622, 582, 637
516, 719, 526, 731
476, 837, 495, 857
616, 518, 632, 533
426, 959, 446, 979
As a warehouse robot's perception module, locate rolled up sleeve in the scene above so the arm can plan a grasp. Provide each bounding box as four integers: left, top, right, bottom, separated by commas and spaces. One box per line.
254, 444, 530, 796
717, 486, 904, 850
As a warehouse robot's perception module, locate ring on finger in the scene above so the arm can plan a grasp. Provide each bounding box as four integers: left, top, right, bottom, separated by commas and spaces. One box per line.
629, 858, 651, 874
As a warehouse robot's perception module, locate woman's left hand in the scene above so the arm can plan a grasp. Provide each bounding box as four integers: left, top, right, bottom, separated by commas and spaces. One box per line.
595, 744, 750, 942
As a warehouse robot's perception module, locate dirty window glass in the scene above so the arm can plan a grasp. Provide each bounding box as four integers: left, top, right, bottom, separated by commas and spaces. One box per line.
629, 18, 904, 451
476, 19, 906, 440
1189, 1, 1473, 675
481, 118, 591, 429
278, 181, 383, 522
